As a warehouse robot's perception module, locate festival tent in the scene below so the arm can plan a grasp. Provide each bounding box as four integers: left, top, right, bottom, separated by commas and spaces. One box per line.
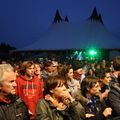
18, 8, 120, 51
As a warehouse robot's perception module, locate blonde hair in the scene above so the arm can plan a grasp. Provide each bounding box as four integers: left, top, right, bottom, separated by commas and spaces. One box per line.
0, 64, 14, 82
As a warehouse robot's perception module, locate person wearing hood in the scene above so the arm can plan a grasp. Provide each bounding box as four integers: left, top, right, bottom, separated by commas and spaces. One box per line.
16, 61, 43, 120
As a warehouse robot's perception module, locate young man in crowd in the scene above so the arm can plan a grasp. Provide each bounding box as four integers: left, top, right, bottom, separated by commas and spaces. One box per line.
16, 61, 43, 120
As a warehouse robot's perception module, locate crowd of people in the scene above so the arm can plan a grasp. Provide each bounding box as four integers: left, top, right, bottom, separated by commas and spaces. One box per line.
0, 56, 120, 120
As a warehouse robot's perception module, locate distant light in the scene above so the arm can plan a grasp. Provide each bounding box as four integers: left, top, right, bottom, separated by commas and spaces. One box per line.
86, 49, 99, 60
89, 50, 97, 55
74, 51, 78, 55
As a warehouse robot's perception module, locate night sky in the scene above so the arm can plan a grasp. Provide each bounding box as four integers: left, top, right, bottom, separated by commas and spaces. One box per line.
0, 0, 120, 49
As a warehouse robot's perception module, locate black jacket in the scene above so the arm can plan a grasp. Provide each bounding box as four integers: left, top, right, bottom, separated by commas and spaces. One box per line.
108, 84, 120, 120
0, 95, 30, 120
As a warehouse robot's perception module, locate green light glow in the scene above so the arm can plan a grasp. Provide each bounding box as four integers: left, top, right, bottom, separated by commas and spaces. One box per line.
89, 50, 97, 55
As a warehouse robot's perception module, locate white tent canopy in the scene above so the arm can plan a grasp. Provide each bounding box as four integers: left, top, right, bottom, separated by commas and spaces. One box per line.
18, 8, 120, 51
19, 20, 120, 51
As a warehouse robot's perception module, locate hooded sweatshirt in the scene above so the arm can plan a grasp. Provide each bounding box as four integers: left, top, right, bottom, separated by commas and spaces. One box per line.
16, 75, 43, 119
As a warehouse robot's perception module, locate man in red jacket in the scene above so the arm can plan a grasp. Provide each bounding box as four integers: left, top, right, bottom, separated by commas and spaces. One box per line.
16, 61, 43, 120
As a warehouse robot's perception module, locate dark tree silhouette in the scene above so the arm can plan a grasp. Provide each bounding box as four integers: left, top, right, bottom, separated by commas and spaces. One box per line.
0, 42, 16, 52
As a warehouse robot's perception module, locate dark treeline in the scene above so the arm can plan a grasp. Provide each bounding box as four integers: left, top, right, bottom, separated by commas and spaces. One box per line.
0, 42, 16, 52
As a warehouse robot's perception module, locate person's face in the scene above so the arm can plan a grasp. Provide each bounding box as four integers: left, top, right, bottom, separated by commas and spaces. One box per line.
51, 83, 68, 98
89, 82, 101, 96
75, 68, 83, 75
96, 65, 100, 69
102, 60, 106, 64
52, 65, 58, 73
34, 64, 41, 76
89, 69, 94, 75
25, 65, 35, 77
67, 68, 73, 79
103, 73, 111, 85
0, 70, 17, 96
46, 64, 54, 73
52, 61, 58, 73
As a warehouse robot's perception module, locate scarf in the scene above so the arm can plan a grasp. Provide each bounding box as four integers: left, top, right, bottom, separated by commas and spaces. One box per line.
45, 94, 67, 111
